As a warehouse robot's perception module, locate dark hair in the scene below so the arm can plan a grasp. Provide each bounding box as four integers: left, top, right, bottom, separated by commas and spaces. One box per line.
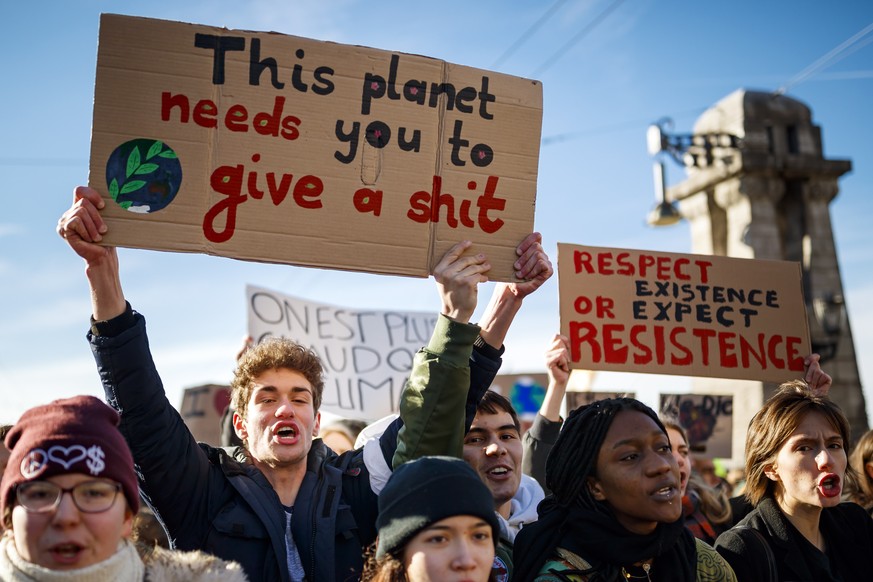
361, 542, 408, 582
322, 419, 368, 442
546, 397, 666, 511
475, 390, 520, 433
361, 541, 498, 582
512, 398, 680, 582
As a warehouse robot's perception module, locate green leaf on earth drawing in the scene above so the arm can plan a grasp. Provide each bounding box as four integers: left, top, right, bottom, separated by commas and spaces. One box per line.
134, 163, 159, 175
119, 201, 133, 210
126, 147, 141, 178
146, 141, 164, 160
109, 178, 119, 201
120, 180, 146, 195
158, 150, 177, 159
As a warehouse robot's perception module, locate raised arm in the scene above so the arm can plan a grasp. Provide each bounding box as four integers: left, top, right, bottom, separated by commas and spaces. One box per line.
477, 232, 553, 349
57, 186, 126, 320
467, 232, 553, 430
57, 186, 216, 547
540, 334, 571, 422
392, 241, 490, 467
804, 353, 832, 396
522, 334, 570, 492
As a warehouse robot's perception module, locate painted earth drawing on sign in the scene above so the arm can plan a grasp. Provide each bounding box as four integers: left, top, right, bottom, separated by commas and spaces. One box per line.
106, 139, 182, 213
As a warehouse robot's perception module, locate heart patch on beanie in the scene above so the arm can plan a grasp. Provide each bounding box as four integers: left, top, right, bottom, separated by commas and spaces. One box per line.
47, 445, 88, 470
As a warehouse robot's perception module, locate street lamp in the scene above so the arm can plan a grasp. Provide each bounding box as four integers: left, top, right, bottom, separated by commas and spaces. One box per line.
645, 118, 741, 227
646, 160, 681, 226
811, 292, 845, 363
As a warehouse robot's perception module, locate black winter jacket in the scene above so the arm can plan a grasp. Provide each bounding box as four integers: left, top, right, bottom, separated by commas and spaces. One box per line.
715, 497, 873, 581
89, 310, 501, 582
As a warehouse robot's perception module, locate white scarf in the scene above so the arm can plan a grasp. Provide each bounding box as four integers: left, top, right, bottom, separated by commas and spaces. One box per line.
497, 473, 545, 543
0, 536, 144, 582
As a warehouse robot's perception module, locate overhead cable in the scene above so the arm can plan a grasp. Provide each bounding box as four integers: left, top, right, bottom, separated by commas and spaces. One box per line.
530, 0, 628, 78
776, 21, 873, 95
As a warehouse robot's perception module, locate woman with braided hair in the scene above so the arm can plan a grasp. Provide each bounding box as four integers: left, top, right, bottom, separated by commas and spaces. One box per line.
512, 397, 736, 582
1, 396, 248, 581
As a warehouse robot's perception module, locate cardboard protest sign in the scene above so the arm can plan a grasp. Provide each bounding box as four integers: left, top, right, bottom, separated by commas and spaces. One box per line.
247, 284, 437, 420
557, 243, 810, 383
490, 373, 548, 418
565, 391, 634, 412
660, 393, 733, 458
89, 14, 542, 280
179, 384, 231, 447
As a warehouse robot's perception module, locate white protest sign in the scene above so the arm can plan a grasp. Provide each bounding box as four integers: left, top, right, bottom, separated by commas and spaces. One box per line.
246, 284, 437, 420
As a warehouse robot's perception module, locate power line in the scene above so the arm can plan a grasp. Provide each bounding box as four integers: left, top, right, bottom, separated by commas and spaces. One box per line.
541, 106, 707, 146
530, 0, 628, 78
491, 0, 572, 69
776, 21, 873, 95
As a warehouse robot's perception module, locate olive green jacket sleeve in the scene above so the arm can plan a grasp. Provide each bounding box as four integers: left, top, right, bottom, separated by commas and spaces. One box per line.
392, 314, 479, 468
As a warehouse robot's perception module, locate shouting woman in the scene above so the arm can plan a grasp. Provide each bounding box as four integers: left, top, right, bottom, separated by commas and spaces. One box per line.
0, 395, 247, 581
715, 381, 873, 581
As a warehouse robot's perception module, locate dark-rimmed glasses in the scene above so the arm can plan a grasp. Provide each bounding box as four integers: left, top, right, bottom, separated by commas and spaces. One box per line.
16, 480, 121, 514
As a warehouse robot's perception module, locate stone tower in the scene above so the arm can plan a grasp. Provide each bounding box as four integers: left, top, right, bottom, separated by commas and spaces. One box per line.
666, 89, 867, 463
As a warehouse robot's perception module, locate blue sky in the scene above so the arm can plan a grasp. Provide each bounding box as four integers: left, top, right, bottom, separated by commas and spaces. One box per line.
3, 0, 872, 424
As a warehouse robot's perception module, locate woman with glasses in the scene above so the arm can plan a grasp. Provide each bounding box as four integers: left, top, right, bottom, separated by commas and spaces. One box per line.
0, 395, 247, 581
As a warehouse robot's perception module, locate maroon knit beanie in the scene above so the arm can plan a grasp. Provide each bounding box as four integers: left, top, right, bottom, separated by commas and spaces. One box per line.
2, 395, 139, 521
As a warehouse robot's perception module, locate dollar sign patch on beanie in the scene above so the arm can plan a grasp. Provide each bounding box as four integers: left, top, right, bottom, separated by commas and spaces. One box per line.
375, 455, 499, 558
2, 395, 139, 520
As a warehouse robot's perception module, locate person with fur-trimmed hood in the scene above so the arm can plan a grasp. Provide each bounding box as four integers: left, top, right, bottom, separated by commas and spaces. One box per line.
0, 395, 248, 581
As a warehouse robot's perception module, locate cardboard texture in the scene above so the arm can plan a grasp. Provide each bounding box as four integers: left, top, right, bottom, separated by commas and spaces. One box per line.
246, 284, 438, 420
179, 384, 231, 447
557, 243, 811, 383
89, 14, 542, 280
660, 393, 733, 458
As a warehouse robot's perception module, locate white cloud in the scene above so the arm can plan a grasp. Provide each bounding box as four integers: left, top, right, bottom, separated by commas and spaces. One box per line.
0, 224, 26, 238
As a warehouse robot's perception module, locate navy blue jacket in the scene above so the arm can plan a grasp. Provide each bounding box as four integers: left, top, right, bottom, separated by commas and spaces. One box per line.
89, 309, 501, 581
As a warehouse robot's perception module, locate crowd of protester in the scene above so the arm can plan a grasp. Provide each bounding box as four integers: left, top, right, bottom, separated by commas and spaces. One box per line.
0, 186, 870, 581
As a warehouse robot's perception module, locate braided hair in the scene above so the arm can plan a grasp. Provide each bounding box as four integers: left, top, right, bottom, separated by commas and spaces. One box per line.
546, 397, 667, 513
514, 397, 690, 582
